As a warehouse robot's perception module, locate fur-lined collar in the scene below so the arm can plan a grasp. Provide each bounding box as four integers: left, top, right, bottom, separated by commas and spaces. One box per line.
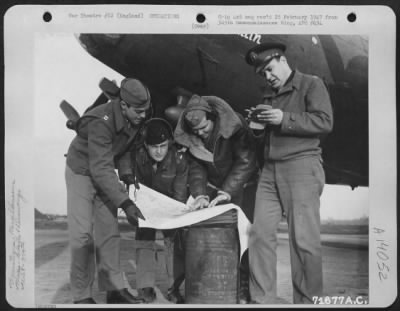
174, 95, 241, 162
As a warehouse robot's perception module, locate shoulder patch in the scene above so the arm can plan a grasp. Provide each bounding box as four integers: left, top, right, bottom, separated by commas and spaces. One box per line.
103, 115, 109, 121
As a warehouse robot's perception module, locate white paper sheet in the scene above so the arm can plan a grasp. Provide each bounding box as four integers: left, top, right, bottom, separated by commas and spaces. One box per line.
130, 184, 250, 258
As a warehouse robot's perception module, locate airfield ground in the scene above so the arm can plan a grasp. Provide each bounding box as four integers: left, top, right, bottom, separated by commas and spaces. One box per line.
35, 220, 368, 306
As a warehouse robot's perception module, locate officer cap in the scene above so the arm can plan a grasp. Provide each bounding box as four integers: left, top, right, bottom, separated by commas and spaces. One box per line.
245, 42, 286, 73
143, 118, 173, 145
120, 78, 151, 109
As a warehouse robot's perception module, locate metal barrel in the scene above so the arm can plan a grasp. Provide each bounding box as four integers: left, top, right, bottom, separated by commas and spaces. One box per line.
185, 210, 239, 304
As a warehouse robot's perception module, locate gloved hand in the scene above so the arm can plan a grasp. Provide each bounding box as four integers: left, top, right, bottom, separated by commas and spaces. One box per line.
190, 195, 209, 211
209, 191, 231, 208
120, 199, 145, 227
120, 174, 136, 188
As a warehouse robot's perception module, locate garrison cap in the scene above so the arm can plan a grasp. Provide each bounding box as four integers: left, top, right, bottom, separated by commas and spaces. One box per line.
143, 118, 173, 145
120, 78, 151, 109
184, 95, 212, 129
245, 42, 286, 73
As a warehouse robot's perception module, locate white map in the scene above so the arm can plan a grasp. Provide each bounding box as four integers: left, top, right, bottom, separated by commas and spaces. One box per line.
129, 184, 250, 258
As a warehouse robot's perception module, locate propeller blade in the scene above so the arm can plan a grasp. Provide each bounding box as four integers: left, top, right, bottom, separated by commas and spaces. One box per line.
60, 78, 119, 130
60, 100, 80, 121
99, 77, 120, 99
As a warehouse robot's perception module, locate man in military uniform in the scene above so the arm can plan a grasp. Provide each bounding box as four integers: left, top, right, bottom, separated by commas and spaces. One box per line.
65, 78, 151, 304
132, 118, 188, 304
174, 94, 258, 303
245, 43, 333, 304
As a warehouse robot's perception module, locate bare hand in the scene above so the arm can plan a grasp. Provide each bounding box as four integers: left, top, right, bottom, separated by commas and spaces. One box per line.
209, 192, 230, 208
256, 109, 283, 125
190, 195, 209, 211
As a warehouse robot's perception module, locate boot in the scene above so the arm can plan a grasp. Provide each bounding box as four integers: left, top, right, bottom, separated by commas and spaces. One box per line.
239, 251, 250, 304
167, 287, 185, 304
106, 288, 145, 304
239, 278, 250, 304
137, 287, 156, 303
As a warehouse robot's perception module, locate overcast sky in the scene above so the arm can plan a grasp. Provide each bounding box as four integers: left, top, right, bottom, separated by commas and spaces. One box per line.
29, 32, 368, 219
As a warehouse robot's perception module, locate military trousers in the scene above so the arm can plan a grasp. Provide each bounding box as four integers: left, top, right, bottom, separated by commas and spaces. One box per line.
135, 227, 185, 290
65, 165, 125, 301
249, 156, 324, 304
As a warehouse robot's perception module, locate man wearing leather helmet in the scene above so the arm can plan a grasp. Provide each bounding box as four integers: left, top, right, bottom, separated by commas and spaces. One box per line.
174, 94, 258, 304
